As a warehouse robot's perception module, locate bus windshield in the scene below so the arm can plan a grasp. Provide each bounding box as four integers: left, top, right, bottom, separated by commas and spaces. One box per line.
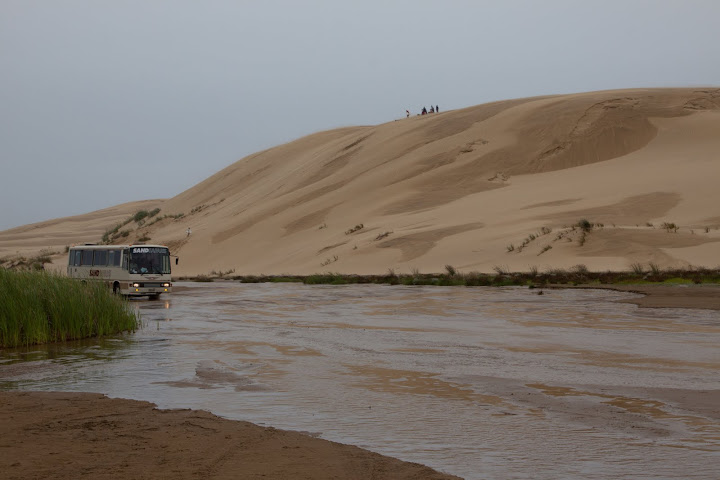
127, 247, 171, 275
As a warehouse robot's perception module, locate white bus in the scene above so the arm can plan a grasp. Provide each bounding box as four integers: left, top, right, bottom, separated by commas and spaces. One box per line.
67, 244, 173, 299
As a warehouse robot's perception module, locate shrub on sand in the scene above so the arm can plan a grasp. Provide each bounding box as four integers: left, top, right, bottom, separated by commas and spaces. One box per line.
630, 263, 645, 275
577, 219, 593, 232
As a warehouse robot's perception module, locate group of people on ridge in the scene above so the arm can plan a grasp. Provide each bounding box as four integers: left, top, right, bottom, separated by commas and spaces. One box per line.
406, 105, 439, 118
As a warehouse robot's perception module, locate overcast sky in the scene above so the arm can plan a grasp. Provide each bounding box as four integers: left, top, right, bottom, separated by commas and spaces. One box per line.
1, 1, 719, 230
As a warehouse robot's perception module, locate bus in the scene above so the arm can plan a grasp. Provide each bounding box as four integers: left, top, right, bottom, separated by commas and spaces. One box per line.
67, 244, 173, 299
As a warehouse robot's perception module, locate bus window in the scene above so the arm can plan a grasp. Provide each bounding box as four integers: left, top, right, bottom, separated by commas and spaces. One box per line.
94, 250, 108, 266
122, 250, 129, 271
72, 250, 82, 266
82, 250, 93, 266
128, 247, 170, 274
108, 250, 120, 266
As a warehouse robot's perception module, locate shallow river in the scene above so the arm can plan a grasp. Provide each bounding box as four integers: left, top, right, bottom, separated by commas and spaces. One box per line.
2, 283, 720, 479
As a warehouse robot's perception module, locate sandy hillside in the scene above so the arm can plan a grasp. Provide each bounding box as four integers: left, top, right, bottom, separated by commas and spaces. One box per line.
0, 200, 162, 263
2, 88, 720, 276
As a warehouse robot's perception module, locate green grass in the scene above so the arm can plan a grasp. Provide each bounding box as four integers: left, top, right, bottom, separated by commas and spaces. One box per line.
132, 210, 150, 223
304, 273, 354, 285
661, 277, 694, 285
0, 269, 139, 348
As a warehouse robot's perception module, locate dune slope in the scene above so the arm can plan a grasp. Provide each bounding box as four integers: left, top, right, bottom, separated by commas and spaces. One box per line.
2, 88, 719, 275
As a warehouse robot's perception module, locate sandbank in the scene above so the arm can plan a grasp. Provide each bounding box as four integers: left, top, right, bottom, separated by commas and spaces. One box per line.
575, 284, 720, 310
0, 391, 459, 480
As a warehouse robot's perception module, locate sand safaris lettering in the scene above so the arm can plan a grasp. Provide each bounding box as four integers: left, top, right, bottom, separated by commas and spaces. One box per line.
132, 247, 165, 254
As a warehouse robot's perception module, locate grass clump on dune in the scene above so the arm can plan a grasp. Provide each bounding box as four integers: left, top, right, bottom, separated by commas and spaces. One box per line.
0, 269, 139, 348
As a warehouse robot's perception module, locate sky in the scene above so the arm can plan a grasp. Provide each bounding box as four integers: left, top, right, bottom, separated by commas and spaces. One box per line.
1, 0, 719, 230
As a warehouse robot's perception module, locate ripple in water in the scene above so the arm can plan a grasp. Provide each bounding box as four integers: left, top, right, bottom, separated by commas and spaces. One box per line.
2, 283, 719, 480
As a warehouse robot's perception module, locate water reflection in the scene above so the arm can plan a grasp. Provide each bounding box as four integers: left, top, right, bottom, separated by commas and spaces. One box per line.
2, 283, 719, 479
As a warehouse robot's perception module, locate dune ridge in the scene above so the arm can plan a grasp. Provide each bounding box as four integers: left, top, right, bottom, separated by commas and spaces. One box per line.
2, 88, 719, 276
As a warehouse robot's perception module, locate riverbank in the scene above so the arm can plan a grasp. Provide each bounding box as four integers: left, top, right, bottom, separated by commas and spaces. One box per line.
182, 271, 720, 311
0, 391, 459, 480
568, 284, 720, 310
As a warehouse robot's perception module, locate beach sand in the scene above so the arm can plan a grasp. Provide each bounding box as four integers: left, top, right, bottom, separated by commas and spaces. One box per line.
0, 391, 459, 480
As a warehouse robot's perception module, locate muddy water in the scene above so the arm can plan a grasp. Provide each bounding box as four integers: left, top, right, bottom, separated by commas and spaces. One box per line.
2, 283, 719, 479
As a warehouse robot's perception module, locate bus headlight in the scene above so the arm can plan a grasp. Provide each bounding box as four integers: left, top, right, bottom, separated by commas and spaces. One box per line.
162, 283, 170, 287
133, 283, 140, 287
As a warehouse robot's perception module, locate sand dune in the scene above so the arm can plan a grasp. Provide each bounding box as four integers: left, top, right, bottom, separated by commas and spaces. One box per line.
2, 88, 719, 275
0, 200, 162, 259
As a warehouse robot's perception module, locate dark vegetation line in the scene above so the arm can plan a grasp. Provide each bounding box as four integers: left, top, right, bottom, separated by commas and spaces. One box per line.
178, 265, 720, 287
0, 269, 139, 348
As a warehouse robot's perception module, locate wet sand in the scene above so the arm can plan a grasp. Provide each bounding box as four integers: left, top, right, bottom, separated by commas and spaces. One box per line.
599, 284, 720, 310
1, 283, 719, 479
0, 390, 458, 480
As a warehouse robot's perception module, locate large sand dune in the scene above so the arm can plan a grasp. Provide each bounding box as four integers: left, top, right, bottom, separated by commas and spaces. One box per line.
2, 88, 719, 276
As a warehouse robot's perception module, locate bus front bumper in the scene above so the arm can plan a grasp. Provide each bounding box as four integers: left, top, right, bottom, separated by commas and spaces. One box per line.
127, 282, 172, 295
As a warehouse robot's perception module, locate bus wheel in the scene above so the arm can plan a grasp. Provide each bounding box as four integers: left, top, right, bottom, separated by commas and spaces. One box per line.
113, 282, 120, 294
148, 294, 160, 301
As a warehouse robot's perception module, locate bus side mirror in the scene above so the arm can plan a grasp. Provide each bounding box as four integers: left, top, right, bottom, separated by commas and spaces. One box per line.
175, 258, 179, 265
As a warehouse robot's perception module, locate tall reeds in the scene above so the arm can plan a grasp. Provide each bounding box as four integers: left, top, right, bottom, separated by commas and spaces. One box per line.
0, 269, 139, 348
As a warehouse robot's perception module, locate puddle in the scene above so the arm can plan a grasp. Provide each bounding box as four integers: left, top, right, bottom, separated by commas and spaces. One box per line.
1, 283, 719, 479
